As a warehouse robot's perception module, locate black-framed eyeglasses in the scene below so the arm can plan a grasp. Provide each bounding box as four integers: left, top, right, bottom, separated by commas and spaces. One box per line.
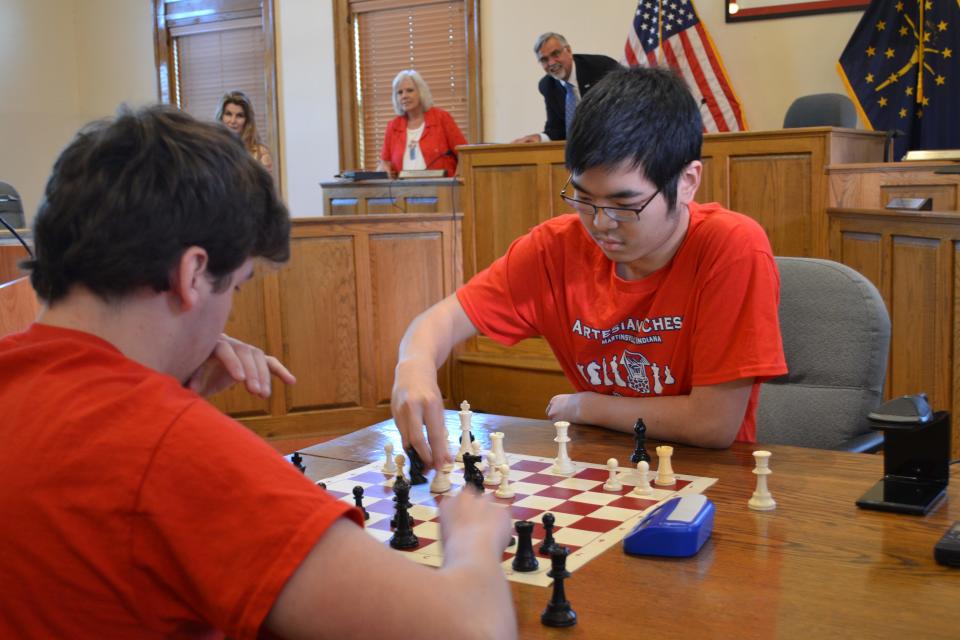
560, 175, 661, 223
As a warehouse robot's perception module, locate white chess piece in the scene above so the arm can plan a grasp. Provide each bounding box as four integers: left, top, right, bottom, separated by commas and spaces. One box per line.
655, 445, 676, 486
490, 431, 507, 467
381, 442, 397, 473
456, 400, 472, 462
748, 450, 776, 511
494, 464, 514, 498
550, 421, 576, 476
394, 453, 407, 483
430, 462, 453, 493
484, 452, 502, 486
631, 460, 652, 496
603, 458, 623, 492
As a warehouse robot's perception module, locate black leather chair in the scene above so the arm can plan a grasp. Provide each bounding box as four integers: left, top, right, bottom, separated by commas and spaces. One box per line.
783, 93, 857, 129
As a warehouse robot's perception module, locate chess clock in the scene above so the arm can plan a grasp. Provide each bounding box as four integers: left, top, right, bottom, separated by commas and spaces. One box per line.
623, 494, 715, 557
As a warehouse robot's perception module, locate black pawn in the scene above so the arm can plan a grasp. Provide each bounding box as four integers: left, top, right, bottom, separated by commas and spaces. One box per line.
405, 446, 428, 485
630, 418, 651, 464
541, 546, 576, 627
352, 485, 370, 521
512, 521, 539, 572
316, 481, 327, 490
539, 513, 557, 556
290, 452, 306, 473
389, 477, 419, 549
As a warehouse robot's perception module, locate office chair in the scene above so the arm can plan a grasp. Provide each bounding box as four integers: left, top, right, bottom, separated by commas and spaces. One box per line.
755, 258, 889, 452
783, 93, 858, 129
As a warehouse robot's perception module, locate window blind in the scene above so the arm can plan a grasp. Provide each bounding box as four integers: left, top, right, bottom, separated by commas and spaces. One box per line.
354, 1, 469, 169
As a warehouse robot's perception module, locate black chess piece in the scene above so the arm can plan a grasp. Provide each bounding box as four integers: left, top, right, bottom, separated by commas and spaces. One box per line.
462, 452, 482, 486
290, 452, 306, 473
630, 418, 651, 464
352, 485, 370, 521
390, 475, 414, 529
512, 521, 539, 572
389, 477, 419, 549
539, 513, 557, 556
316, 481, 327, 490
405, 446, 428, 485
541, 546, 576, 627
470, 467, 485, 493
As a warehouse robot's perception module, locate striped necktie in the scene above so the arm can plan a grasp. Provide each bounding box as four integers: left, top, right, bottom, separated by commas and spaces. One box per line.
564, 82, 577, 136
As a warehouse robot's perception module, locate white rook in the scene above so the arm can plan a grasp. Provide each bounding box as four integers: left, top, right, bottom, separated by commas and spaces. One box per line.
490, 431, 507, 468
748, 450, 776, 511
655, 445, 676, 486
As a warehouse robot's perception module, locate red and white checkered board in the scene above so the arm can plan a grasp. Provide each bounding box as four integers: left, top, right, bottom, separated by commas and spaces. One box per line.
321, 452, 717, 587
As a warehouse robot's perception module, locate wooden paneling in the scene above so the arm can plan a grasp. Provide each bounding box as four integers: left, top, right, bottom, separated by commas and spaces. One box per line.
452, 130, 885, 419
321, 178, 462, 217
283, 235, 360, 411
829, 207, 960, 456
0, 242, 31, 285
370, 231, 448, 403
828, 161, 960, 211
0, 277, 39, 338
207, 214, 461, 439
729, 154, 812, 257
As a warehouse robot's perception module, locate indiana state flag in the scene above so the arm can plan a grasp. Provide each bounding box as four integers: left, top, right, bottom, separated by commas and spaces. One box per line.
838, 0, 959, 160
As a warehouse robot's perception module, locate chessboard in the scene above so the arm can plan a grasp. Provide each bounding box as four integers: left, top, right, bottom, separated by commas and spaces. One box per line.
320, 452, 717, 587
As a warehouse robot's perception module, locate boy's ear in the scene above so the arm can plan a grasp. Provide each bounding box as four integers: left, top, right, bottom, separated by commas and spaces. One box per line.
169, 247, 210, 312
675, 160, 703, 206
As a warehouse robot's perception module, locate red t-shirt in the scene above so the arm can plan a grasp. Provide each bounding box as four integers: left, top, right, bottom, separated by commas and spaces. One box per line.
457, 203, 787, 442
379, 107, 467, 177
0, 324, 362, 639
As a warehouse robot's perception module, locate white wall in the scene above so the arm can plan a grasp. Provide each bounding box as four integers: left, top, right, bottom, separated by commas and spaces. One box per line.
1, 0, 867, 222
479, 0, 864, 140
0, 0, 154, 224
274, 0, 339, 216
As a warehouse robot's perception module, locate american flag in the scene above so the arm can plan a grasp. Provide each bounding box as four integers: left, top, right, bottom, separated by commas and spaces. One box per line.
624, 0, 746, 132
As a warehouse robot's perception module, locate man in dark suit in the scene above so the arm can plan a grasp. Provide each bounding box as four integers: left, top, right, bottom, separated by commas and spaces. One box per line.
513, 32, 621, 143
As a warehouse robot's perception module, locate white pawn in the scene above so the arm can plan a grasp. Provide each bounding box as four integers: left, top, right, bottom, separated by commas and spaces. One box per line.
430, 462, 453, 494
631, 460, 652, 496
381, 442, 397, 473
603, 457, 623, 492
484, 452, 502, 486
655, 445, 676, 486
494, 464, 514, 498
748, 450, 776, 511
394, 453, 407, 483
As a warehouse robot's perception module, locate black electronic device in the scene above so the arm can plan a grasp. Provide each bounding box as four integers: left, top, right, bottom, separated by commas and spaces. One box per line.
934, 521, 960, 567
336, 170, 389, 181
856, 393, 950, 515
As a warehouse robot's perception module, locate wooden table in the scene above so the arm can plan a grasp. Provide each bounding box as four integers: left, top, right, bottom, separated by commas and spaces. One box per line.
299, 413, 960, 639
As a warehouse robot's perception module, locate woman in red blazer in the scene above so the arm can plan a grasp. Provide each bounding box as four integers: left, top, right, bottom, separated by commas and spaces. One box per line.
377, 70, 467, 178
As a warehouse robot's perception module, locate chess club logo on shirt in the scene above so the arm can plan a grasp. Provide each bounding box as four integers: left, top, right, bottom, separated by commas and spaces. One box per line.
570, 314, 681, 395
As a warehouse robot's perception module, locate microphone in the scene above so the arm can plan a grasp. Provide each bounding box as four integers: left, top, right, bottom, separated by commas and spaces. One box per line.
425, 149, 455, 173
883, 129, 906, 163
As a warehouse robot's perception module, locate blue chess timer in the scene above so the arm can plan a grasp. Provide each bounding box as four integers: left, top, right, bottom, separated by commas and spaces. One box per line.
623, 494, 715, 557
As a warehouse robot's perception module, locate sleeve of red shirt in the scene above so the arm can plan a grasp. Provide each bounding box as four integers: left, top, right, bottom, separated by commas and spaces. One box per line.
457, 227, 549, 345
132, 400, 363, 640
380, 117, 397, 163
440, 109, 468, 156
690, 224, 787, 387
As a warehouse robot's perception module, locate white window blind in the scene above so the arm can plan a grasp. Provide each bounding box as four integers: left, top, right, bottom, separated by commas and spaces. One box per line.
354, 1, 469, 169
173, 21, 268, 147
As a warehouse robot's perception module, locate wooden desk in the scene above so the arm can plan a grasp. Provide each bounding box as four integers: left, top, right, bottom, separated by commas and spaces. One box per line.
299, 413, 960, 639
320, 178, 462, 216
828, 161, 960, 211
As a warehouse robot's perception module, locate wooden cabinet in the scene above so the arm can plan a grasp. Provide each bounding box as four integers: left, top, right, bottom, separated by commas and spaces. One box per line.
451, 129, 886, 419
828, 207, 960, 456
209, 214, 462, 439
828, 161, 960, 211
320, 178, 462, 216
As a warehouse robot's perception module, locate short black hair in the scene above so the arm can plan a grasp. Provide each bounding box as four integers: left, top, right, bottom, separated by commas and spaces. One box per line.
565, 66, 702, 210
26, 104, 290, 304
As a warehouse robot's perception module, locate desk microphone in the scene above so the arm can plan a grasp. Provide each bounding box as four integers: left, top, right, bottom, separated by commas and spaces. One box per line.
0, 197, 34, 260
884, 129, 905, 163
